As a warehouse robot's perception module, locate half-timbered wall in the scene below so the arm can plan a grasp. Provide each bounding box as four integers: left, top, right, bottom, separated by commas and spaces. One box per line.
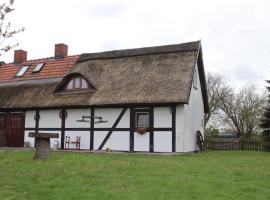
23, 106, 176, 152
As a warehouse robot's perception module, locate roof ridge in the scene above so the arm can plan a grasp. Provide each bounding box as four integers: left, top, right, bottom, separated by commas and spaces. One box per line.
2, 54, 80, 65
78, 41, 200, 62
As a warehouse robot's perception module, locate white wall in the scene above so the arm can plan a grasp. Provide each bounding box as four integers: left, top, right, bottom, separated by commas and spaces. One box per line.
39, 110, 61, 128
154, 107, 171, 127
175, 105, 185, 152
134, 132, 149, 151
25, 111, 35, 128
66, 109, 91, 128
23, 106, 178, 152
183, 64, 204, 152
154, 131, 172, 152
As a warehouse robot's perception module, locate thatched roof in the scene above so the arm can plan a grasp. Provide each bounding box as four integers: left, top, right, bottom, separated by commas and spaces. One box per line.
0, 41, 209, 112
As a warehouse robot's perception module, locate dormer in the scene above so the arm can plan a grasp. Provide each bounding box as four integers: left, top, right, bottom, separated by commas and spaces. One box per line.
54, 73, 95, 93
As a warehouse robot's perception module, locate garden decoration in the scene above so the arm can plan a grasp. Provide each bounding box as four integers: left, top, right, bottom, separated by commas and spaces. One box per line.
28, 132, 59, 160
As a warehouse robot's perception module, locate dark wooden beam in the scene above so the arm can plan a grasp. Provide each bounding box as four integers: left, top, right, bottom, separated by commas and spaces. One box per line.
60, 109, 66, 149
149, 107, 154, 152
129, 108, 134, 152
90, 107, 94, 150
172, 106, 176, 152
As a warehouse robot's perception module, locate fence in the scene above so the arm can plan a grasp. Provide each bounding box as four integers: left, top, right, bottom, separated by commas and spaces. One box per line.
204, 136, 263, 151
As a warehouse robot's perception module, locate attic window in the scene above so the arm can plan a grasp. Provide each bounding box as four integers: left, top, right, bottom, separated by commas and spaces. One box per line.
15, 65, 30, 77
65, 76, 89, 90
33, 63, 45, 73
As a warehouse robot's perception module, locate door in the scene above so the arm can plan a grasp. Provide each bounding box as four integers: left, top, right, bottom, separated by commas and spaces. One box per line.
7, 113, 25, 147
0, 114, 6, 147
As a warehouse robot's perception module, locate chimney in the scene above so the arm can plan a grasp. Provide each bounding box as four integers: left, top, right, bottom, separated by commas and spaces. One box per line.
14, 50, 27, 63
54, 43, 68, 58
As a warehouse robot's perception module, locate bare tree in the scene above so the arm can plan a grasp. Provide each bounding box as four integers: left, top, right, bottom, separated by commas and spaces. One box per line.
204, 72, 231, 126
0, 0, 24, 56
219, 85, 265, 137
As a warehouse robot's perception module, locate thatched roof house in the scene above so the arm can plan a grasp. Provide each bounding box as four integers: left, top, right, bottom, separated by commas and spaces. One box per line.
0, 41, 208, 153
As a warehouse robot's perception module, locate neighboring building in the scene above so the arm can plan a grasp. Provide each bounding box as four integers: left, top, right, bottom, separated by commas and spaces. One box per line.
0, 41, 208, 153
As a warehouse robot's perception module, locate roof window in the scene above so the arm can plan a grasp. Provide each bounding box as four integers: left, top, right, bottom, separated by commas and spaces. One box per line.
33, 63, 45, 73
15, 65, 30, 77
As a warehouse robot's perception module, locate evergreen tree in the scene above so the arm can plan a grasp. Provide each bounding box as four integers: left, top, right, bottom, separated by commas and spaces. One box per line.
261, 80, 270, 151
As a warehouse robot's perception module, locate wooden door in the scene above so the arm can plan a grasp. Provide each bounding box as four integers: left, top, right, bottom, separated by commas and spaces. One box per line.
0, 114, 6, 147
7, 113, 25, 147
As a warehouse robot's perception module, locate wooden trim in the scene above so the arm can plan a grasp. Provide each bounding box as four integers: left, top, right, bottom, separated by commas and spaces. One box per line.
34, 110, 40, 133
171, 106, 176, 152
60, 109, 66, 149
90, 107, 94, 150
24, 127, 172, 131
149, 107, 154, 152
130, 108, 134, 152
98, 108, 127, 150
0, 103, 178, 111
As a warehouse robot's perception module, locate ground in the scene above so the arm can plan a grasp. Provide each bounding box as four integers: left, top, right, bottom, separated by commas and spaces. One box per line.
0, 150, 269, 200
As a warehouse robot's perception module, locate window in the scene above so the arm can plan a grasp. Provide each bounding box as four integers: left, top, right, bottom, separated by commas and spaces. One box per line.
135, 112, 149, 128
193, 68, 198, 89
65, 76, 89, 90
33, 63, 45, 73
16, 65, 30, 77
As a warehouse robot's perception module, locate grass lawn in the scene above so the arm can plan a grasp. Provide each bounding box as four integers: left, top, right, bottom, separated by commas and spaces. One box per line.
0, 151, 269, 200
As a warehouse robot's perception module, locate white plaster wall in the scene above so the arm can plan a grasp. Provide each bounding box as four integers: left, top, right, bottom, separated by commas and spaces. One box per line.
24, 131, 35, 147
176, 105, 185, 152
94, 131, 108, 150
66, 109, 91, 128
106, 132, 129, 151
65, 131, 90, 150
183, 64, 204, 152
25, 111, 35, 128
39, 110, 61, 128
154, 107, 172, 127
154, 131, 172, 152
134, 132, 149, 151
94, 108, 127, 128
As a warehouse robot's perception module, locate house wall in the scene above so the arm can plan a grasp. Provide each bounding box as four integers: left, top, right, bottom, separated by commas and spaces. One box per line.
182, 64, 204, 152
23, 106, 174, 152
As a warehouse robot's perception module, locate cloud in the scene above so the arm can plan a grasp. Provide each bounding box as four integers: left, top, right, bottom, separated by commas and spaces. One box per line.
1, 0, 269, 91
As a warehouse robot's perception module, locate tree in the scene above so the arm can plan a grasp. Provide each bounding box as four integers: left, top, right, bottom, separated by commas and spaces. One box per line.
204, 72, 231, 126
260, 80, 270, 151
219, 85, 265, 138
0, 0, 24, 56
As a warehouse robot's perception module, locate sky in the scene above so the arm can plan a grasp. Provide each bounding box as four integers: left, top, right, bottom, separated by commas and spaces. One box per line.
1, 0, 270, 91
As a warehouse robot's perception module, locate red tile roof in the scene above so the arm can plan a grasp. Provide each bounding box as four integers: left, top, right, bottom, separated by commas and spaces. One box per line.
0, 55, 79, 83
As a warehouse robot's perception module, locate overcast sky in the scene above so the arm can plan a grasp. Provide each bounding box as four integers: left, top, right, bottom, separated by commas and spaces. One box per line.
1, 0, 270, 91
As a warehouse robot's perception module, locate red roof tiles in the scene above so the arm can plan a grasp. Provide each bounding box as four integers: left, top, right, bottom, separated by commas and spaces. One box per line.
0, 55, 79, 83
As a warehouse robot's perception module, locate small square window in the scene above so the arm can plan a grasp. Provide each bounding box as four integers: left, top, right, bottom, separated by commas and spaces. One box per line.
33, 63, 45, 73
136, 112, 149, 128
16, 65, 30, 77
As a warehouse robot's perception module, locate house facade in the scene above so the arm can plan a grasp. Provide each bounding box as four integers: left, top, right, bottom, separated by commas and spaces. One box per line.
0, 41, 208, 153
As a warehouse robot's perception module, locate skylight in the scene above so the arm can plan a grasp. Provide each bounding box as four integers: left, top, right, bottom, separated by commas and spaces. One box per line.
32, 63, 45, 73
15, 65, 30, 77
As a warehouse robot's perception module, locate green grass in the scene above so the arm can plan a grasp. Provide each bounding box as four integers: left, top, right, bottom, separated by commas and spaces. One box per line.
0, 151, 270, 200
